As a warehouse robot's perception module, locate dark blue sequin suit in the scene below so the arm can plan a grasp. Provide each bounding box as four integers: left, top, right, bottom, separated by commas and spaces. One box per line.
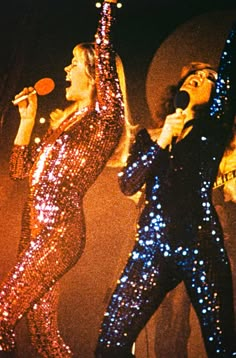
96, 22, 236, 358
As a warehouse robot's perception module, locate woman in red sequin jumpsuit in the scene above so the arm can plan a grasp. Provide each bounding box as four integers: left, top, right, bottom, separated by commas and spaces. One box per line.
0, 0, 126, 356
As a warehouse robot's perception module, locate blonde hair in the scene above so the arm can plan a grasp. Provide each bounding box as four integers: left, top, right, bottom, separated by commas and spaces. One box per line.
50, 43, 134, 165
50, 43, 96, 130
107, 55, 136, 167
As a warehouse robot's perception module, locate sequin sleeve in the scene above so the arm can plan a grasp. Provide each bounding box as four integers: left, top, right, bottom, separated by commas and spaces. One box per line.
95, 1, 124, 124
9, 145, 34, 180
9, 140, 39, 180
118, 129, 168, 196
210, 21, 236, 132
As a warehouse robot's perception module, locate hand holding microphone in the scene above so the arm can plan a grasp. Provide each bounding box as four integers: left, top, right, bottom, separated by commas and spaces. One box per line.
171, 90, 190, 144
12, 78, 55, 146
12, 77, 55, 105
157, 90, 190, 149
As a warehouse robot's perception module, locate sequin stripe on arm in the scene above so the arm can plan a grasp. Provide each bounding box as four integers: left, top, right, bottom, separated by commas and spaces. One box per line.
9, 145, 33, 180
95, 1, 123, 121
118, 129, 167, 196
9, 132, 46, 180
210, 21, 236, 129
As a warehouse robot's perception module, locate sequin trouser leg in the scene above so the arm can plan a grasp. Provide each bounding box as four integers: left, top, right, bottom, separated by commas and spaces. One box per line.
96, 229, 236, 357
0, 219, 85, 355
95, 236, 181, 358
26, 283, 72, 357
182, 239, 236, 357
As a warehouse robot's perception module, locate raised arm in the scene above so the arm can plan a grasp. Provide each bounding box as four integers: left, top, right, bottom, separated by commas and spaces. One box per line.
210, 21, 236, 131
95, 0, 124, 123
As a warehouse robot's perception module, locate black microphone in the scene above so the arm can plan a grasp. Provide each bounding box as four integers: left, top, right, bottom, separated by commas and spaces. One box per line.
12, 78, 55, 105
171, 90, 190, 147
174, 90, 190, 111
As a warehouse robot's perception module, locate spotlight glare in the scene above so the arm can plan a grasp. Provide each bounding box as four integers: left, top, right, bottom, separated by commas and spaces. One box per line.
39, 117, 46, 124
34, 137, 41, 144
95, 1, 122, 8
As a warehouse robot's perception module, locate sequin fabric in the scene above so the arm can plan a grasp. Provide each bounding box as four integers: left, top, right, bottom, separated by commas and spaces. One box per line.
0, 2, 123, 356
96, 23, 236, 358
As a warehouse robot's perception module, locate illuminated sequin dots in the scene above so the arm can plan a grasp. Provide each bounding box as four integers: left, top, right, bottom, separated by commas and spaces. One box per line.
3, 1, 124, 356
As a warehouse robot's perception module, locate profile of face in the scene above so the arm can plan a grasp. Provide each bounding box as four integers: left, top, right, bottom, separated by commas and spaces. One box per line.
180, 69, 217, 107
64, 44, 95, 103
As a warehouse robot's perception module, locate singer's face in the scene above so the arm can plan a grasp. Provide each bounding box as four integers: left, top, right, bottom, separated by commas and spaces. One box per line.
64, 49, 93, 102
180, 70, 216, 106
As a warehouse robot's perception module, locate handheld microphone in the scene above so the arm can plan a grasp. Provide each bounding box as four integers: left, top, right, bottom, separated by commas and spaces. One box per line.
174, 90, 190, 111
171, 90, 190, 147
12, 77, 55, 105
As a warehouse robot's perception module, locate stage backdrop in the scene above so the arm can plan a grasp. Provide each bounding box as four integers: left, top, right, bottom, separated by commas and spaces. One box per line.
1, 9, 236, 358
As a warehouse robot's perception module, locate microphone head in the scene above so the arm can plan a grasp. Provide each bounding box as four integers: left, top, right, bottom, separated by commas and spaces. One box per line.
174, 90, 190, 110
34, 77, 55, 96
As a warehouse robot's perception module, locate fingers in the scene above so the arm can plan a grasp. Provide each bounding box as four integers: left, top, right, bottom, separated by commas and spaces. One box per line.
14, 87, 37, 108
14, 86, 34, 99
165, 111, 185, 137
14, 86, 38, 122
175, 108, 183, 115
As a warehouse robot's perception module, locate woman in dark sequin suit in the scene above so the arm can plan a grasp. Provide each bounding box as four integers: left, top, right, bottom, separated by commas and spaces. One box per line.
0, 0, 127, 356
96, 21, 236, 358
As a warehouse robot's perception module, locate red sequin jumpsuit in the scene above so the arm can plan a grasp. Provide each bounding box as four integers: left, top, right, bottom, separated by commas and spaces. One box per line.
0, 2, 123, 356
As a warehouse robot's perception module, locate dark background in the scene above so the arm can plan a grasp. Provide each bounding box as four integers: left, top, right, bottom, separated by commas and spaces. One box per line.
1, 0, 236, 158
0, 1, 236, 357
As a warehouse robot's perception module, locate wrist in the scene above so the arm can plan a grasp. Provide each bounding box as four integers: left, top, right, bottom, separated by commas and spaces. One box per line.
156, 133, 171, 149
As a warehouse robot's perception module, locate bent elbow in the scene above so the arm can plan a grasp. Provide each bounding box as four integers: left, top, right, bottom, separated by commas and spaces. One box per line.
118, 176, 140, 197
